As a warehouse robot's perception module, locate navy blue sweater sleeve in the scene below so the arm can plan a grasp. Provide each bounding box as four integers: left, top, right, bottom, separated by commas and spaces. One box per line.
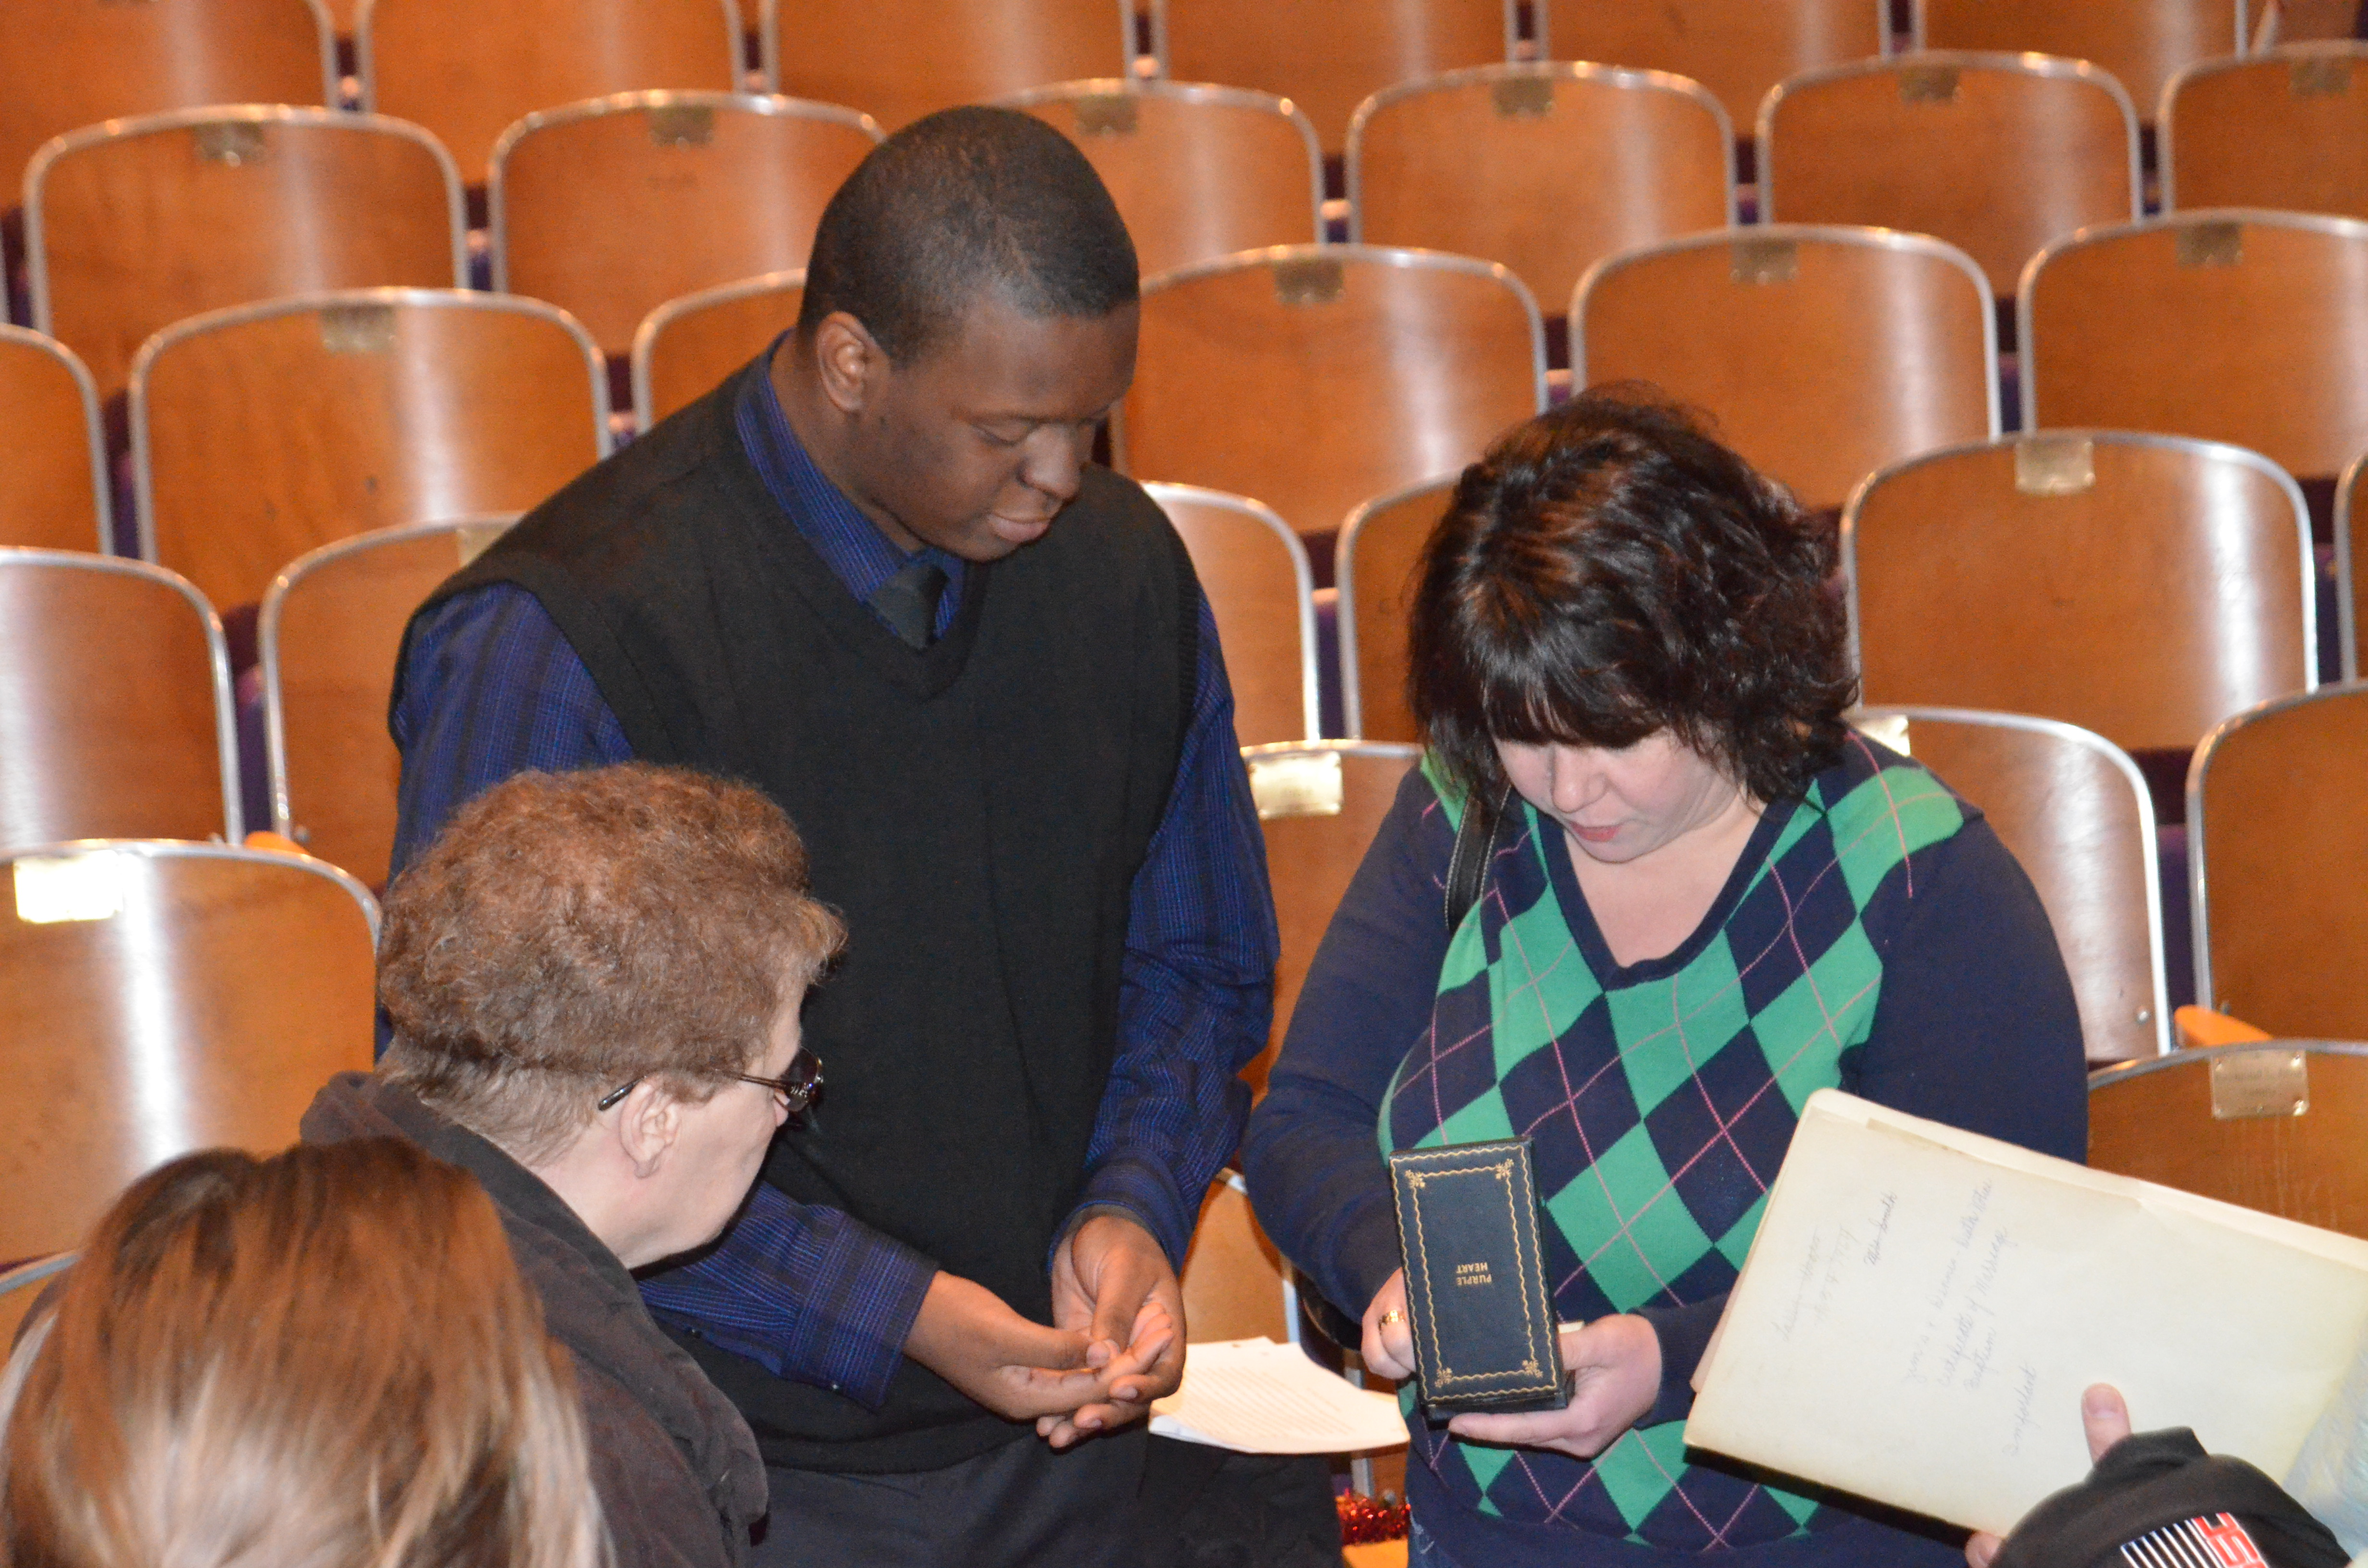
1241, 767, 1450, 1324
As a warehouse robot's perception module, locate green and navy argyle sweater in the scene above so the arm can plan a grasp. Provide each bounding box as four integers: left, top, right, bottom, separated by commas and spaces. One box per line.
1365, 735, 2083, 1558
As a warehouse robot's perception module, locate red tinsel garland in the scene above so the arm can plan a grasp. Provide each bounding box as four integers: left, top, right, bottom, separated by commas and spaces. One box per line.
1338, 1490, 1410, 1544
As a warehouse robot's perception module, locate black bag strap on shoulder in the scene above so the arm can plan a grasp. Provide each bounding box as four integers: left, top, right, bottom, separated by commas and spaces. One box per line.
1443, 785, 1510, 934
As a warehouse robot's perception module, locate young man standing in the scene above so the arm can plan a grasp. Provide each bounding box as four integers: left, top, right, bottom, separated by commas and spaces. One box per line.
386, 108, 1277, 1564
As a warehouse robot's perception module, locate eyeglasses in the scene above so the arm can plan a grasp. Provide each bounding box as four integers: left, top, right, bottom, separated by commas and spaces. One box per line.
595, 1050, 824, 1115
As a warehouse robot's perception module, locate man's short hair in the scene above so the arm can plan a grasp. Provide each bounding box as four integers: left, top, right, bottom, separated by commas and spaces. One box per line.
378, 764, 845, 1163
796, 104, 1138, 364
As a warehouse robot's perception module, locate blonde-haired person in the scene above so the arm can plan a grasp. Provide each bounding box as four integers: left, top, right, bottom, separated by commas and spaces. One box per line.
303, 762, 1155, 1568
0, 1139, 604, 1568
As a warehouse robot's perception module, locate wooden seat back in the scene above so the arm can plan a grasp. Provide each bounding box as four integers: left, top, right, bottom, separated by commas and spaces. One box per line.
1862, 708, 2168, 1061
1847, 432, 2313, 754
0, 328, 108, 553
1006, 82, 1324, 279
2089, 1042, 2368, 1240
360, 0, 742, 185
0, 0, 333, 208
492, 93, 878, 359
1246, 741, 1422, 1090
0, 552, 236, 854
632, 272, 806, 428
1179, 1174, 1291, 1344
131, 290, 605, 612
769, 0, 1134, 132
26, 109, 464, 398
2023, 211, 2368, 484
0, 843, 377, 1258
1146, 485, 1318, 746
1348, 63, 1735, 318
1541, 0, 1889, 135
1120, 246, 1543, 539
1573, 225, 1998, 513
1760, 53, 2139, 300
1158, 0, 1511, 156
261, 519, 518, 887
2190, 685, 2368, 1036
1919, 0, 2248, 122
1337, 478, 1455, 744
2164, 46, 2368, 220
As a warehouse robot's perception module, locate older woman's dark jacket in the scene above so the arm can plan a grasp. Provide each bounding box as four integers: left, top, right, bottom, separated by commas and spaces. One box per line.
302, 1074, 769, 1568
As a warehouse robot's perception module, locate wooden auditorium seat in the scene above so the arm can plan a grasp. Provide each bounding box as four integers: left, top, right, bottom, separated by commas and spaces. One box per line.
1856, 708, 2169, 1062
0, 0, 334, 209
1918, 0, 2248, 124
1156, 0, 1513, 157
767, 0, 1135, 132
1144, 485, 1319, 747
1336, 478, 1454, 744
1540, 0, 1891, 139
1179, 1173, 1293, 1345
0, 551, 238, 853
358, 0, 744, 186
2021, 210, 2368, 490
24, 108, 464, 398
2089, 1041, 2368, 1241
260, 519, 517, 886
490, 92, 880, 362
129, 290, 607, 613
1118, 246, 1544, 539
2188, 684, 2368, 1037
632, 271, 807, 429
1347, 63, 1735, 323
1241, 740, 1421, 1090
1002, 81, 1324, 278
1572, 225, 1998, 514
1758, 52, 2140, 304
0, 328, 109, 553
0, 840, 379, 1259
1846, 432, 2315, 755
2162, 45, 2368, 220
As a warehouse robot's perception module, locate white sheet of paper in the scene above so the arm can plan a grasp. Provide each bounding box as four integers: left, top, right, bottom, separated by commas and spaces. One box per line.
1148, 1338, 1408, 1455
1687, 1090, 2368, 1536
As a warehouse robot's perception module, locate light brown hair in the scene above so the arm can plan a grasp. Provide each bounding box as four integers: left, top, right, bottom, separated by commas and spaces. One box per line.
0, 1140, 605, 1568
377, 764, 845, 1162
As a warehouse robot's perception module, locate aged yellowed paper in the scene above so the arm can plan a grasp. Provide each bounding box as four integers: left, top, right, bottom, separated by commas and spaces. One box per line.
1687, 1090, 2368, 1535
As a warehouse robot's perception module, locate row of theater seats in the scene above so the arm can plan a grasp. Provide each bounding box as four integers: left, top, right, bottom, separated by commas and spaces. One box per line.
16, 39, 2365, 399
7, 201, 2365, 618
1, 420, 2361, 1023
9, 0, 2359, 197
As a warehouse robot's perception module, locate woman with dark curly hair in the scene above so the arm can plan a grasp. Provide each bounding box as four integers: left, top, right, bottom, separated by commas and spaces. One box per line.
1242, 391, 2087, 1568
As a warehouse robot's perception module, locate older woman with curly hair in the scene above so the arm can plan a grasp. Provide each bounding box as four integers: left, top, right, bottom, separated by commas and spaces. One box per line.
1242, 392, 2087, 1568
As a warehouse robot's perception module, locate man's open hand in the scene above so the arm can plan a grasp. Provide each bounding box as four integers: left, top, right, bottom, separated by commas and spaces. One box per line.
903, 1271, 1162, 1423
1038, 1212, 1187, 1448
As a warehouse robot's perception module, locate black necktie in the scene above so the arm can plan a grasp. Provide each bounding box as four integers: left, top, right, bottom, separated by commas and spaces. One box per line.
868, 560, 948, 649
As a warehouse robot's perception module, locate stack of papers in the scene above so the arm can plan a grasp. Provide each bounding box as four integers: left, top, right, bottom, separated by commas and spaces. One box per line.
1151, 1337, 1409, 1454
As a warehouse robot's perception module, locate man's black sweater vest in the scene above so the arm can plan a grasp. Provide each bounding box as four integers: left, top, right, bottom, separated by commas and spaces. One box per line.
402, 361, 1200, 1472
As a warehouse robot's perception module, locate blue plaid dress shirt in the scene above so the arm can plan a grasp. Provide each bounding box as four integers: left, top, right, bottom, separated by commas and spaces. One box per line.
389, 352, 1278, 1409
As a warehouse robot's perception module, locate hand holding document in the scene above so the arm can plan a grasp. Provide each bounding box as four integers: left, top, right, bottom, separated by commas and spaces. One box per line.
1149, 1338, 1409, 1454
1687, 1090, 2368, 1537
